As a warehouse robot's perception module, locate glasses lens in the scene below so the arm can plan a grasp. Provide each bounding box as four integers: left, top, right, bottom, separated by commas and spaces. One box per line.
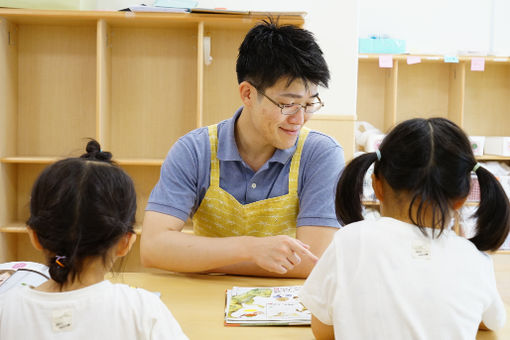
281, 105, 301, 115
305, 102, 323, 114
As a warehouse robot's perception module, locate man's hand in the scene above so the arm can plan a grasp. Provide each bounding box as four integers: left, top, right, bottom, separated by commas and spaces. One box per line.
248, 235, 319, 274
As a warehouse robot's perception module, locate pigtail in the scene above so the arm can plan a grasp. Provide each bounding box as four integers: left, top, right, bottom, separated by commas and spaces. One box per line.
49, 255, 72, 284
470, 167, 510, 251
335, 152, 379, 225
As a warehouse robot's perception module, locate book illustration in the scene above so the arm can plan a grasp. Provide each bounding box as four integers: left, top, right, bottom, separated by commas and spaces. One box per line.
225, 286, 310, 326
0, 261, 49, 294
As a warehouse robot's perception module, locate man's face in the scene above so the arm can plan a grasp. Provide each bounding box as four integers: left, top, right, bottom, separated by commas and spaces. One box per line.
250, 78, 320, 150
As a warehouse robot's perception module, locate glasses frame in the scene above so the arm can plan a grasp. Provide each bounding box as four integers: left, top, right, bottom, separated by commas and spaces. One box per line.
254, 86, 324, 116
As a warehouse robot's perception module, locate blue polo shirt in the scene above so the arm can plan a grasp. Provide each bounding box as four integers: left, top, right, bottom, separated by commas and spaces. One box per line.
146, 108, 344, 228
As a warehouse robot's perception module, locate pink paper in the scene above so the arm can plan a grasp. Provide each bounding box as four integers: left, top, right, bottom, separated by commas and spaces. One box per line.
379, 55, 393, 68
407, 56, 421, 65
471, 58, 485, 71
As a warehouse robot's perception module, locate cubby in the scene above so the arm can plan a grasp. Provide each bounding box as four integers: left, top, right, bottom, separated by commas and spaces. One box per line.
357, 54, 510, 253
0, 9, 355, 270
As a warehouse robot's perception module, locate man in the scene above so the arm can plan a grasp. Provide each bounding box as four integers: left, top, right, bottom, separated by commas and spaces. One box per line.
141, 19, 344, 278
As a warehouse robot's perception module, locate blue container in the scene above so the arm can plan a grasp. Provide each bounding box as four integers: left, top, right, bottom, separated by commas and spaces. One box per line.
359, 38, 406, 54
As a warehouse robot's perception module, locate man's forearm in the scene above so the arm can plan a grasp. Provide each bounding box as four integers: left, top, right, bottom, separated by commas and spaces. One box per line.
141, 229, 252, 272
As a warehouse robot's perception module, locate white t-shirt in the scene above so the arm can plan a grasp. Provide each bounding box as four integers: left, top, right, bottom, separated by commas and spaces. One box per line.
0, 280, 188, 340
300, 217, 506, 340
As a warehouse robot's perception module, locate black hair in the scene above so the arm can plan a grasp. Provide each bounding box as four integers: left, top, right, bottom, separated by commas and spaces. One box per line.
236, 17, 330, 92
27, 140, 137, 287
336, 118, 510, 251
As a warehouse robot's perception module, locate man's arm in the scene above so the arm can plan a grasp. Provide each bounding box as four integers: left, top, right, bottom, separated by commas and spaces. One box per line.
208, 226, 337, 278
140, 212, 332, 277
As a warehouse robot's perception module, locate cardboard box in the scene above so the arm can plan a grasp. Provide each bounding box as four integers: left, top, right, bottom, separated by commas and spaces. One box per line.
484, 137, 510, 157
364, 133, 385, 152
359, 38, 406, 54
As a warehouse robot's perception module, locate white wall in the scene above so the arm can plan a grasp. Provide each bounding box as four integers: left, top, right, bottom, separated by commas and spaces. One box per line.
359, 0, 510, 56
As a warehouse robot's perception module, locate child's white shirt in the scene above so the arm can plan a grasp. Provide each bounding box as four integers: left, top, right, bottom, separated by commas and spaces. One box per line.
0, 279, 188, 340
300, 217, 506, 340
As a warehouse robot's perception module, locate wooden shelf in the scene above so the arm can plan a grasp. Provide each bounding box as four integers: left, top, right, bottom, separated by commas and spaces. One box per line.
0, 156, 164, 166
1, 222, 193, 236
359, 54, 510, 64
476, 155, 510, 161
0, 223, 27, 233
0, 8, 304, 27
362, 200, 380, 206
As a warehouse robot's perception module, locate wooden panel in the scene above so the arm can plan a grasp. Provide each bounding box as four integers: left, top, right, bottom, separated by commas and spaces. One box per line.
0, 19, 18, 157
0, 19, 19, 262
0, 165, 17, 262
16, 164, 46, 222
110, 26, 197, 159
202, 25, 246, 126
384, 60, 398, 132
16, 234, 45, 262
196, 21, 204, 128
96, 19, 112, 149
306, 115, 356, 162
17, 24, 96, 156
463, 64, 510, 136
356, 61, 386, 132
121, 165, 161, 225
448, 62, 465, 127
396, 62, 450, 124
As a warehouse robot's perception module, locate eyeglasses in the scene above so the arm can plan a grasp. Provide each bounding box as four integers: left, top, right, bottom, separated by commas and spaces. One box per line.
255, 87, 324, 116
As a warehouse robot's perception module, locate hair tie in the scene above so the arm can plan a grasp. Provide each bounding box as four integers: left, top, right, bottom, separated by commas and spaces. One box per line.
375, 149, 381, 161
472, 163, 481, 173
55, 255, 67, 268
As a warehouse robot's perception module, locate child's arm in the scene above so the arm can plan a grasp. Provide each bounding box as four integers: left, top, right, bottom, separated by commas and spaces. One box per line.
311, 315, 335, 340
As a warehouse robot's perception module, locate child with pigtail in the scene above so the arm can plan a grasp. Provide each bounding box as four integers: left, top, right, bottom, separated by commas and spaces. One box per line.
300, 118, 509, 340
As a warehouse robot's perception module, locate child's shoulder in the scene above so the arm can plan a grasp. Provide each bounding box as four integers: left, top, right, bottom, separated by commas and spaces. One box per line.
109, 282, 162, 304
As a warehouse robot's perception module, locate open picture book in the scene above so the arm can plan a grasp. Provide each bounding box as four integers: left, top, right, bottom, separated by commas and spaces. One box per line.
224, 286, 310, 326
0, 261, 49, 294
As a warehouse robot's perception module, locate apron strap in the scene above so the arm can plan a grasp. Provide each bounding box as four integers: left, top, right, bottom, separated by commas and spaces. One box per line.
207, 125, 220, 187
288, 127, 310, 193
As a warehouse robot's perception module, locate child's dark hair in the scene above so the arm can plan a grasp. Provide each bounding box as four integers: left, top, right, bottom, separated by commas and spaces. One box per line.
27, 140, 137, 286
336, 118, 510, 251
236, 17, 330, 92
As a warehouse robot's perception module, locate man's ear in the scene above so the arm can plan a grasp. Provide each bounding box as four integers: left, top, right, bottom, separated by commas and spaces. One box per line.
27, 227, 44, 251
239, 81, 256, 106
116, 233, 137, 257
371, 173, 384, 202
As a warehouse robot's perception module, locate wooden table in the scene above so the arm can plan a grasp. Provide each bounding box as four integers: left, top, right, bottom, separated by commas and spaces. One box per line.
109, 272, 509, 340
110, 272, 311, 339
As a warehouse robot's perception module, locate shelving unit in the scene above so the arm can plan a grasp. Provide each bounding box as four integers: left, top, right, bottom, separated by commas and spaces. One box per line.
357, 54, 510, 254
0, 9, 355, 271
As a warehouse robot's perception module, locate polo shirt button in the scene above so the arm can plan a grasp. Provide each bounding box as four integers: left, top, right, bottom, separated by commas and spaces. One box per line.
251, 183, 257, 189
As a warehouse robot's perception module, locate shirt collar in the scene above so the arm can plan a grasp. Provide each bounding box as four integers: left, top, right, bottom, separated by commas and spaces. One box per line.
217, 107, 298, 165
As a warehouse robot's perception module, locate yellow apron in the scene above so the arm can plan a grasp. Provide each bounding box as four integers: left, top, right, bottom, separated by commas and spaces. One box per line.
192, 124, 310, 238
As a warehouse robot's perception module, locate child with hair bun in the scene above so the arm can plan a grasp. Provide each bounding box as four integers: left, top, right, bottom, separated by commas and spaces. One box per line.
0, 140, 188, 340
300, 118, 509, 339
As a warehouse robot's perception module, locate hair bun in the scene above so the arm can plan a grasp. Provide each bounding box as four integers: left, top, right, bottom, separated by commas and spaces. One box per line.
81, 139, 113, 162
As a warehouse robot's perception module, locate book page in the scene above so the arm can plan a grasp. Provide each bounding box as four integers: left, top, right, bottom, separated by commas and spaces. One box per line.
225, 286, 310, 325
